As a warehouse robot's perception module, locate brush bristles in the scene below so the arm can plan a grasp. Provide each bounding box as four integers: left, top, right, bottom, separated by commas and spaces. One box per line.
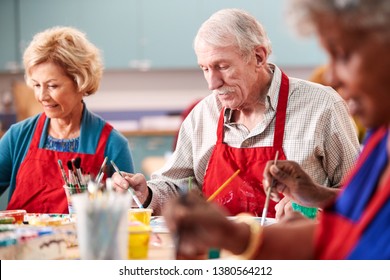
74, 157, 81, 169
67, 160, 73, 171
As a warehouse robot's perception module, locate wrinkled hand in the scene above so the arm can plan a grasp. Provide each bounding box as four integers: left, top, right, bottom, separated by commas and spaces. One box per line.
163, 191, 250, 259
111, 172, 149, 204
274, 197, 293, 220
262, 160, 324, 208
275, 197, 309, 223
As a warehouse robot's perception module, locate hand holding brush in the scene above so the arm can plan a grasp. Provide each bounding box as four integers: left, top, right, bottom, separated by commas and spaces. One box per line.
111, 160, 144, 208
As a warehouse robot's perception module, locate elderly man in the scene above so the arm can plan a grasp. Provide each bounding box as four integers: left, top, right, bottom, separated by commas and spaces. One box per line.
113, 8, 360, 217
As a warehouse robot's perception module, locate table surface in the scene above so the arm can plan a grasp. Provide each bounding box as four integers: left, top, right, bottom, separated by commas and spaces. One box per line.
65, 231, 175, 260
2, 214, 275, 260
65, 216, 276, 260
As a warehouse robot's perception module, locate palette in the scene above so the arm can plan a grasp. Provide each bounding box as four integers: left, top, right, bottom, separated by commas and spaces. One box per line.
0, 210, 27, 224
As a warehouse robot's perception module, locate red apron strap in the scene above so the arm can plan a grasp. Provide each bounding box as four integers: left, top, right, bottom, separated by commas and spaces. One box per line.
216, 108, 225, 144
95, 122, 113, 154
216, 71, 289, 147
273, 72, 289, 149
316, 127, 388, 259
29, 113, 47, 149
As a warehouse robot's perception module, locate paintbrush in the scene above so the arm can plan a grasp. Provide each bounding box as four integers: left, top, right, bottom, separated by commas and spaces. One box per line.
260, 151, 279, 226
57, 159, 69, 187
207, 169, 241, 202
68, 160, 82, 192
73, 157, 85, 189
188, 176, 193, 191
110, 160, 144, 208
67, 160, 77, 194
96, 156, 108, 186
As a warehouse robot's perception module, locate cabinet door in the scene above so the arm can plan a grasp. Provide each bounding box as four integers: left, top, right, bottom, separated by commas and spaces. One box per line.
19, 0, 138, 69
0, 1, 18, 72
139, 0, 200, 69
127, 135, 174, 176
199, 0, 326, 67
15, 0, 326, 70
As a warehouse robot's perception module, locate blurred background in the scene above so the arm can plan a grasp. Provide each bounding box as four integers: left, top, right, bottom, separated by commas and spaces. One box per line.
0, 0, 326, 208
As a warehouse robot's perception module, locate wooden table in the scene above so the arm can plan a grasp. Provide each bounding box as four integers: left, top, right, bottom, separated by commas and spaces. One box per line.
64, 216, 274, 260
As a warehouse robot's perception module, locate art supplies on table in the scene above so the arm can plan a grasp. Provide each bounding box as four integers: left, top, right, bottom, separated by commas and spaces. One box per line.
72, 191, 131, 260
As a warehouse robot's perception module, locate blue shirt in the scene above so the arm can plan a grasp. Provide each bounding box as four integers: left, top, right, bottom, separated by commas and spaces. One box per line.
0, 105, 134, 203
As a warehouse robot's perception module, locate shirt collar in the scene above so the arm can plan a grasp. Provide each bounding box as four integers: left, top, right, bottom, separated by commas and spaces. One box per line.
267, 63, 283, 112
223, 63, 283, 122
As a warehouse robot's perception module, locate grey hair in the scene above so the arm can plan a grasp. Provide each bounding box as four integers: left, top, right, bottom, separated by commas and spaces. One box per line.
194, 8, 272, 62
286, 0, 390, 38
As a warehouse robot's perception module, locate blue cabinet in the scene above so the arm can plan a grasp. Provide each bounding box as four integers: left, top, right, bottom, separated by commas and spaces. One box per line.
0, 1, 18, 72
126, 133, 174, 176
198, 0, 326, 67
19, 0, 138, 70
139, 0, 199, 69
2, 0, 326, 72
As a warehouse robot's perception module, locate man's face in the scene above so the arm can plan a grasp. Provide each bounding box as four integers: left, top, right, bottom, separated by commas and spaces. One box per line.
195, 41, 259, 110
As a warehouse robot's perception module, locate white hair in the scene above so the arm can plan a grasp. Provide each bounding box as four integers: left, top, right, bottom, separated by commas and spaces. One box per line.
286, 0, 390, 39
194, 8, 272, 62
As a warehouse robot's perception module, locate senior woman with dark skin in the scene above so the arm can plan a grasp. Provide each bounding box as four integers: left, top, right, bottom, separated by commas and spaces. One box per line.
0, 26, 134, 213
163, 0, 390, 260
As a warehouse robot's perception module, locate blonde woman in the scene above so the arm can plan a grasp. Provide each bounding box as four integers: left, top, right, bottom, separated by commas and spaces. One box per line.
0, 27, 134, 213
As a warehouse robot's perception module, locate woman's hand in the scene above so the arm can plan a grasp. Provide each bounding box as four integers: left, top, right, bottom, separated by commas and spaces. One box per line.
111, 172, 150, 204
262, 160, 335, 208
163, 191, 251, 259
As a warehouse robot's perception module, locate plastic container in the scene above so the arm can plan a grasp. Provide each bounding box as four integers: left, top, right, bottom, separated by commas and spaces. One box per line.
128, 221, 152, 259
63, 185, 88, 214
0, 216, 15, 224
0, 210, 27, 224
128, 208, 153, 225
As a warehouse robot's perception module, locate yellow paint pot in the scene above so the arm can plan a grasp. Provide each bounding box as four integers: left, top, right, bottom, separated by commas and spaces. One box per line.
128, 221, 152, 259
128, 208, 153, 225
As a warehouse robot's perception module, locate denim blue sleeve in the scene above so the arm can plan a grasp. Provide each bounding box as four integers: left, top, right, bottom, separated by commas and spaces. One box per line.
104, 129, 134, 176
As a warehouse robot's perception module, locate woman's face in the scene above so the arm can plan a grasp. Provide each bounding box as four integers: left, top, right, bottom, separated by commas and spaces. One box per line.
317, 18, 390, 129
29, 62, 84, 120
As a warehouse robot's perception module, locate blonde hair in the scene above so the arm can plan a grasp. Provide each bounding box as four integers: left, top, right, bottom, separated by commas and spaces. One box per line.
23, 26, 103, 96
194, 8, 272, 63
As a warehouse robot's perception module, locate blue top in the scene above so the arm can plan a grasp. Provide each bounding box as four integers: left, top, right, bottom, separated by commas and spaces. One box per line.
335, 128, 390, 259
317, 128, 390, 259
0, 105, 134, 202
44, 135, 79, 152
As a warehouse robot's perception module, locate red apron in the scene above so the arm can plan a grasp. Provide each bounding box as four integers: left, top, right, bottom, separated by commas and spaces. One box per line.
7, 114, 112, 213
203, 72, 289, 216
315, 127, 390, 259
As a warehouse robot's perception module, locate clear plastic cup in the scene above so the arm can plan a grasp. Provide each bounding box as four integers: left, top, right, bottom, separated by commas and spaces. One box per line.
73, 192, 131, 260
128, 221, 152, 259
63, 185, 88, 214
128, 208, 153, 225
